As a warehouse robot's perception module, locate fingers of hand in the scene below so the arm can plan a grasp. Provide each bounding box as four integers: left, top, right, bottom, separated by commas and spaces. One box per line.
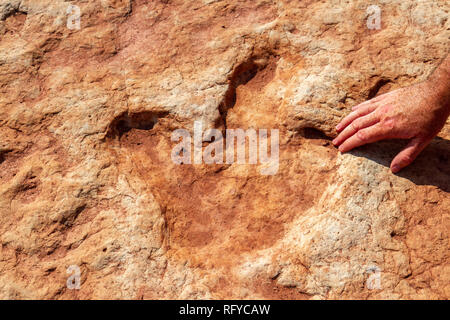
333, 113, 379, 146
351, 90, 396, 111
336, 103, 378, 132
390, 137, 430, 173
351, 99, 372, 111
337, 124, 387, 153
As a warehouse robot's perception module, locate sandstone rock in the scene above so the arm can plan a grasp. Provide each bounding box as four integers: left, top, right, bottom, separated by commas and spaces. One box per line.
0, 0, 449, 299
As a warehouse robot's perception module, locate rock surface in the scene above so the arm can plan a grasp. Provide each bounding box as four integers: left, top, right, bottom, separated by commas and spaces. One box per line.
0, 0, 449, 299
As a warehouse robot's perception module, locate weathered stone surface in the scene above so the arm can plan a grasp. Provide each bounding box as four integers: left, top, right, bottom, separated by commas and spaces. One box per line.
0, 0, 449, 299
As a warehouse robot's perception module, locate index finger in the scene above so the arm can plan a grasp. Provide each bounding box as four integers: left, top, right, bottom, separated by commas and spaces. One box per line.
336, 103, 378, 132
338, 124, 387, 153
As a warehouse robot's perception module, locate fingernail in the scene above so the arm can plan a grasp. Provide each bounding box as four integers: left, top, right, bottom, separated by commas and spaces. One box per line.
332, 139, 337, 145
336, 124, 342, 131
391, 165, 400, 173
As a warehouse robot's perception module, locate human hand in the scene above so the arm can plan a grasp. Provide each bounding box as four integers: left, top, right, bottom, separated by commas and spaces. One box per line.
332, 80, 450, 173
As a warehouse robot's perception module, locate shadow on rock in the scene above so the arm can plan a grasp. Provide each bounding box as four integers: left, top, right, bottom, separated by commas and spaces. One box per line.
349, 137, 450, 193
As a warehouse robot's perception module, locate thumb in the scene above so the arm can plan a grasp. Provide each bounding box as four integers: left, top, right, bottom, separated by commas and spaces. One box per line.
390, 137, 430, 173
